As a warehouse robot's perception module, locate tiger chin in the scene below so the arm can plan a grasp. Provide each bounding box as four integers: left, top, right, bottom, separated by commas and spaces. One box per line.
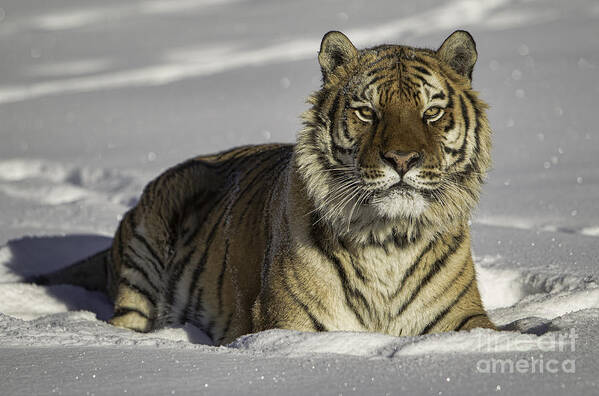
34, 30, 496, 345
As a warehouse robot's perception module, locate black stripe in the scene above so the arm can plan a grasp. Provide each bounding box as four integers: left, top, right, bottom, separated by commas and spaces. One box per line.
461, 94, 470, 134
181, 191, 226, 247
326, 91, 347, 164
445, 84, 455, 109
289, 261, 329, 314
282, 272, 327, 332
392, 228, 409, 248
365, 74, 388, 88
258, 163, 285, 287
119, 277, 157, 306
122, 252, 160, 294
169, 189, 228, 319
314, 237, 368, 328
113, 306, 150, 319
464, 90, 482, 156
131, 231, 164, 270
238, 159, 289, 222
207, 146, 288, 182
420, 276, 475, 334
443, 145, 460, 155
412, 74, 433, 88
412, 65, 431, 76
338, 239, 366, 283
307, 122, 340, 168
217, 236, 229, 314
126, 236, 162, 276
184, 203, 229, 320
204, 318, 214, 341
127, 214, 164, 270
454, 94, 471, 164
456, 313, 487, 330
328, 91, 341, 134
262, 153, 290, 265
366, 66, 387, 76
249, 161, 288, 231
331, 140, 353, 156
443, 113, 455, 133
341, 101, 353, 142
431, 92, 445, 100
401, 78, 420, 96
215, 145, 262, 161
177, 190, 210, 236
395, 233, 464, 316
167, 249, 196, 316
199, 145, 277, 173
365, 53, 397, 69
199, 145, 282, 169
217, 312, 234, 344
405, 56, 434, 68
419, 169, 442, 178
115, 211, 129, 268
214, 146, 247, 160
389, 235, 438, 300
433, 255, 470, 301
238, 182, 265, 221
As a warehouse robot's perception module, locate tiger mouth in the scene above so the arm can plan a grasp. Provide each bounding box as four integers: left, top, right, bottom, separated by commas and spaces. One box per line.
387, 180, 420, 193
379, 180, 437, 202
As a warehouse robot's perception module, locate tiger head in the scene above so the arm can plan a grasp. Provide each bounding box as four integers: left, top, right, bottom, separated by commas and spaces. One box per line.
295, 30, 492, 242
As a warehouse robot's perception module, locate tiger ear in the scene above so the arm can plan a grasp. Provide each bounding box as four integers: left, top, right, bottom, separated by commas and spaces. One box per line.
318, 31, 358, 81
437, 30, 478, 80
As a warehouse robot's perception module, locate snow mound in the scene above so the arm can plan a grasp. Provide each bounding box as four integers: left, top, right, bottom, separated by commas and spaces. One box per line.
477, 257, 598, 312
230, 325, 577, 358
475, 257, 599, 326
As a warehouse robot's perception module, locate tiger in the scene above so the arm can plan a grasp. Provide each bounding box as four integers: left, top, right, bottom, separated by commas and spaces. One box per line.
33, 30, 495, 345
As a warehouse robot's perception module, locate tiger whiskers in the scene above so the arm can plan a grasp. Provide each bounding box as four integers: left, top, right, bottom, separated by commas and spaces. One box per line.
311, 176, 368, 227
313, 184, 364, 226
309, 178, 360, 224
346, 189, 372, 232
307, 177, 359, 215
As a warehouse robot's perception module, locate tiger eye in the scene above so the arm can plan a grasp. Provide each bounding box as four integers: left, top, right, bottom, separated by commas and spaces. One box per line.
355, 106, 375, 122
423, 106, 444, 121
424, 107, 440, 117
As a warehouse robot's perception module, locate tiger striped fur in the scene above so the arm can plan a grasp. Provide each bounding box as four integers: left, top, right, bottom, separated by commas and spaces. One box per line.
37, 30, 495, 345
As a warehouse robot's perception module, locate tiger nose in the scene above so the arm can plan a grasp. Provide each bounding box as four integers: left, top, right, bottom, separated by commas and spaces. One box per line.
383, 151, 422, 176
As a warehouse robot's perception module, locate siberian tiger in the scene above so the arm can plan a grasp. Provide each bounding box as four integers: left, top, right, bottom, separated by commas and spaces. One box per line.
35, 30, 495, 345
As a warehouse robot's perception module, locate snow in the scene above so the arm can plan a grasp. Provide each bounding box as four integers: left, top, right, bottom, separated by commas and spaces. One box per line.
1, 0, 599, 394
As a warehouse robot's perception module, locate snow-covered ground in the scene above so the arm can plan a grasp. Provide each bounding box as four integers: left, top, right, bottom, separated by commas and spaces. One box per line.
1, 0, 599, 394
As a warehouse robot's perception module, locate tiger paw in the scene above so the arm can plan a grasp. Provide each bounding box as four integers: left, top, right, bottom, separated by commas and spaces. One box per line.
109, 308, 152, 332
